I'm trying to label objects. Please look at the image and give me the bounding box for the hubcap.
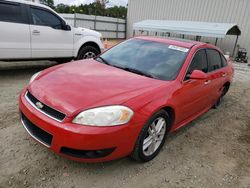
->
[83,51,96,59]
[143,117,166,156]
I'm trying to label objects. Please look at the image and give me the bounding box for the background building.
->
[127,0,250,55]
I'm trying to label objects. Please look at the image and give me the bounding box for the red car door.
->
[206,49,227,103]
[174,49,213,126]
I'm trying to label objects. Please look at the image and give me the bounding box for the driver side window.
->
[31,7,63,29]
[185,49,208,80]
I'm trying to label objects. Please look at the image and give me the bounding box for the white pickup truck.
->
[0,0,104,61]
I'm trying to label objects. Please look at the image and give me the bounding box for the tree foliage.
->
[55,2,127,19]
[96,0,109,8]
[40,0,54,8]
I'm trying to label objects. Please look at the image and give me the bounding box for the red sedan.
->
[19,37,233,162]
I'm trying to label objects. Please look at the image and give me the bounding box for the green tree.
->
[40,0,54,8]
[96,0,109,8]
[55,2,127,19]
[106,6,127,18]
[56,3,69,13]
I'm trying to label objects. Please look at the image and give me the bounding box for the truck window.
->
[31,7,63,29]
[0,2,24,24]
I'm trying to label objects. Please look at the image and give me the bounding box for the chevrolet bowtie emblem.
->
[35,102,44,109]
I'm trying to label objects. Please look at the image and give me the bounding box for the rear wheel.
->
[213,95,222,109]
[77,46,100,60]
[213,84,229,109]
[130,110,170,162]
[221,84,230,97]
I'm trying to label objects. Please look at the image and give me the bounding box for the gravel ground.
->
[0,62,249,188]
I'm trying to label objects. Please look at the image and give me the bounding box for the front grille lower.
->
[25,91,66,122]
[60,147,115,159]
[21,113,53,147]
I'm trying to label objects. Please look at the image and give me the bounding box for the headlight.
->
[29,71,41,84]
[73,105,134,126]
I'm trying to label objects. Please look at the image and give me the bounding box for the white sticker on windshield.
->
[168,45,189,53]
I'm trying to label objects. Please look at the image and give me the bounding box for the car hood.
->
[28,60,167,117]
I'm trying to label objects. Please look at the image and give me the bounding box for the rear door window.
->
[221,54,228,67]
[0,2,24,24]
[206,49,222,72]
[30,7,63,29]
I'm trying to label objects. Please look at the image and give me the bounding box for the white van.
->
[0,0,104,61]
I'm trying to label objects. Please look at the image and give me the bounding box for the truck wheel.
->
[77,46,100,60]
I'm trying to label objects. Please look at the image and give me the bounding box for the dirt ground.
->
[0,62,249,188]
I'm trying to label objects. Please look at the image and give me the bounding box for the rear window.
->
[0,2,24,24]
[100,39,189,81]
[221,54,228,67]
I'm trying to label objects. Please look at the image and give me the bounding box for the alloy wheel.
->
[83,51,96,59]
[143,117,166,156]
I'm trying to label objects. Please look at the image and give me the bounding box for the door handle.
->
[204,80,211,85]
[222,73,227,77]
[32,30,40,35]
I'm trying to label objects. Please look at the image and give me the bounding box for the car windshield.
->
[97,39,189,81]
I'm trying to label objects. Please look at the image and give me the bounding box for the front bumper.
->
[19,90,143,162]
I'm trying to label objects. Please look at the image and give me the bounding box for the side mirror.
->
[63,24,71,31]
[189,70,207,80]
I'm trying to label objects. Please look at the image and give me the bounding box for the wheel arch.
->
[138,97,176,132]
[74,35,103,58]
[77,41,101,57]
[223,81,230,89]
[222,81,231,96]
[161,106,175,130]
[146,105,175,131]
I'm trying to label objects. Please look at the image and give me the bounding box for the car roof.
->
[3,0,66,22]
[3,0,50,9]
[135,36,206,49]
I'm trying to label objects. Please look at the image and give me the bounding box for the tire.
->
[77,46,100,60]
[55,58,73,64]
[221,84,229,97]
[130,110,170,162]
[213,85,229,109]
[213,95,222,109]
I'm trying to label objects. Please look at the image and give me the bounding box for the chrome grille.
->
[25,91,66,122]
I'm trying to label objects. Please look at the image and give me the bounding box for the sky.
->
[54,0,128,7]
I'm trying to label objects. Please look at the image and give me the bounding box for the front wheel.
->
[130,110,170,162]
[77,46,100,60]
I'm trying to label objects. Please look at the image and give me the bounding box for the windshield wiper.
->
[122,67,156,79]
[95,56,110,65]
[96,57,155,79]
[96,57,125,70]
